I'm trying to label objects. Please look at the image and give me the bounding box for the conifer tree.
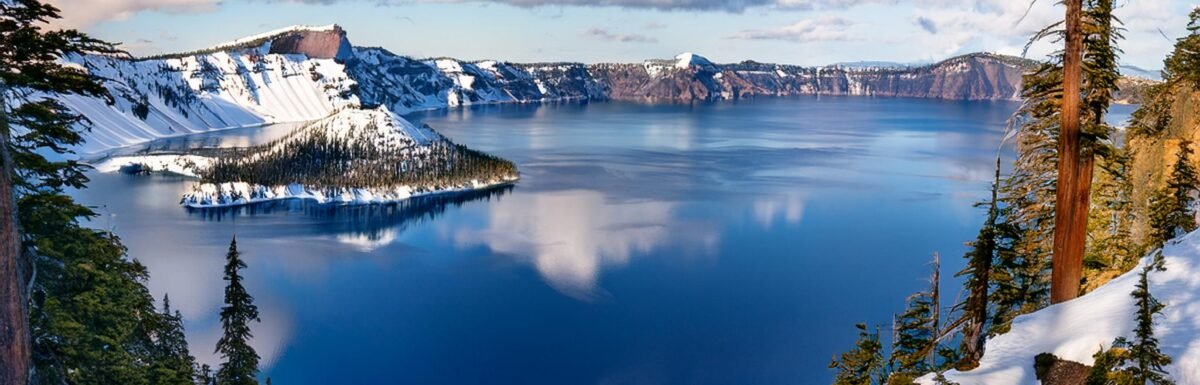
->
[0,1,120,381]
[1165,8,1200,86]
[959,155,1015,365]
[889,255,941,384]
[1148,141,1198,248]
[215,237,261,385]
[151,295,198,385]
[830,324,887,385]
[1088,253,1174,385]
[1125,254,1174,385]
[1087,147,1140,277]
[197,364,214,385]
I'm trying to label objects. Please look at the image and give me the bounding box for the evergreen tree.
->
[197,364,215,385]
[830,324,887,385]
[889,258,938,383]
[0,0,119,381]
[0,0,198,379]
[150,295,198,385]
[1164,8,1200,87]
[215,237,261,385]
[1125,254,1174,385]
[1148,141,1198,248]
[1088,253,1174,385]
[959,156,1018,365]
[1085,145,1142,290]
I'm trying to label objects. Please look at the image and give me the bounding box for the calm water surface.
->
[77,96,1028,385]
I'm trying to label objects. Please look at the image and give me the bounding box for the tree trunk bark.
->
[1052,0,1088,304]
[0,88,31,385]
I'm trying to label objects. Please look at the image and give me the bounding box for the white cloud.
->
[45,0,219,29]
[727,16,854,42]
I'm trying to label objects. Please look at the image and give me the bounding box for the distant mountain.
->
[1120,65,1162,81]
[831,60,912,70]
[60,25,1071,154]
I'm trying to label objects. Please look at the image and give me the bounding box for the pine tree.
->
[215,237,261,385]
[1084,144,1141,290]
[996,59,1062,331]
[1125,254,1174,385]
[1148,140,1198,248]
[830,323,887,385]
[0,1,119,381]
[197,364,215,385]
[1165,8,1200,87]
[150,295,198,385]
[889,254,943,384]
[959,155,1015,366]
[1088,253,1174,385]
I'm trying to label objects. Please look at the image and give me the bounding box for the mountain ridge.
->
[60,25,1119,154]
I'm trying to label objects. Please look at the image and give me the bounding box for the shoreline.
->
[180,178,519,209]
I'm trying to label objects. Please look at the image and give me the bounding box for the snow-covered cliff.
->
[63,25,1033,155]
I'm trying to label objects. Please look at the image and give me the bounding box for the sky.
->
[44,0,1196,70]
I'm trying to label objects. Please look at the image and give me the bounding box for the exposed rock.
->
[1033,353,1091,385]
[268,25,352,61]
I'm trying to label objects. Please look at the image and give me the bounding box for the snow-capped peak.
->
[312,106,440,146]
[674,52,714,69]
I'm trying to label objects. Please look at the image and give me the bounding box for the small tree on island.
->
[216,237,262,385]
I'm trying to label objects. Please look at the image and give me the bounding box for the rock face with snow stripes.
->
[62,25,1033,155]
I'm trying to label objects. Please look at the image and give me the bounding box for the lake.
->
[75,97,1127,385]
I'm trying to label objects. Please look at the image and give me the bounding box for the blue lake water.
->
[76,96,1054,384]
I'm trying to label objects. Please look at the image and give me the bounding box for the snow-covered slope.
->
[64,37,357,155]
[921,233,1200,385]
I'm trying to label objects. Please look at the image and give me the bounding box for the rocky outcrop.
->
[1033,353,1091,385]
[267,25,352,61]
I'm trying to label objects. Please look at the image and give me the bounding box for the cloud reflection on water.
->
[453,189,719,299]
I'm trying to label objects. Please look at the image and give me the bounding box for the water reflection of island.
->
[186,184,514,250]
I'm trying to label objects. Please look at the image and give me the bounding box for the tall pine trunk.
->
[0,87,31,385]
[1052,0,1089,304]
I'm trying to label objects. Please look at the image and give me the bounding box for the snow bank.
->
[179,178,517,208]
[920,232,1200,385]
[92,154,213,177]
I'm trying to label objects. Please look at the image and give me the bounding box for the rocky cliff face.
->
[584,52,1031,103]
[267,25,352,60]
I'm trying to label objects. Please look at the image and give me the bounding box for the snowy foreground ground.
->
[920,232,1200,384]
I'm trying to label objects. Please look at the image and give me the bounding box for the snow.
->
[91,154,212,177]
[675,52,714,70]
[63,49,358,156]
[178,178,517,208]
[920,232,1200,385]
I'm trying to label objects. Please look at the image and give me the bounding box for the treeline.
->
[197,115,518,192]
[829,1,1199,383]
